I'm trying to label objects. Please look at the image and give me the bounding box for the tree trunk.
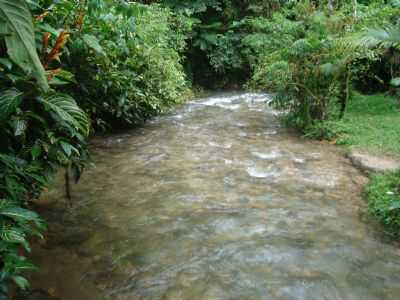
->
[65,167,72,206]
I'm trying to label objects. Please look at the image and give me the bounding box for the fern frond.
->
[353,25,400,49]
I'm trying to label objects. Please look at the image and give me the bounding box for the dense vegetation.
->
[0,0,399,297]
[0,0,190,296]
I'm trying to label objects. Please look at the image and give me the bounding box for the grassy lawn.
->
[334,93,400,157]
[333,93,400,234]
[364,170,400,234]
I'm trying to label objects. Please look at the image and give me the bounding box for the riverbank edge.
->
[345,149,400,175]
[334,145,400,235]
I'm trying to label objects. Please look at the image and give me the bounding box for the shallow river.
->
[27,93,400,300]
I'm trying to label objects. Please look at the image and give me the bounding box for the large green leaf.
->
[11,117,27,136]
[82,34,105,55]
[0,206,41,225]
[12,275,29,290]
[0,89,23,123]
[38,93,90,137]
[0,0,49,91]
[0,227,26,245]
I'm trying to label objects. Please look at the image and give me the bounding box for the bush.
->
[248,1,400,133]
[0,0,90,293]
[43,1,191,129]
[0,0,191,295]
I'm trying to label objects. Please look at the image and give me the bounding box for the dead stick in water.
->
[65,167,72,207]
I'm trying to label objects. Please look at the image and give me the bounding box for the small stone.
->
[47,288,58,297]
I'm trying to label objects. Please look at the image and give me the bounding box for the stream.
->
[26,92,400,300]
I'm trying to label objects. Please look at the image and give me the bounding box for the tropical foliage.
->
[0,0,90,294]
[1,0,400,297]
[249,1,400,133]
[0,0,190,296]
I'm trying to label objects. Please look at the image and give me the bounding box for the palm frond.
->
[354,25,400,49]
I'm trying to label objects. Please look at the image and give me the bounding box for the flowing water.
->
[26,93,400,300]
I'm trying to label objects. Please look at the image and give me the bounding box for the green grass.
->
[333,93,400,157]
[331,93,400,232]
[364,170,400,234]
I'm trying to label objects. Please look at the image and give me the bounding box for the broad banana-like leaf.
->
[0,0,49,91]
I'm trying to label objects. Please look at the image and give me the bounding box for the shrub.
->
[248,2,396,134]
[42,1,191,129]
[0,0,191,295]
[0,0,90,293]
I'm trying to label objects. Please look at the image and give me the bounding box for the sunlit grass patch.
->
[334,93,400,157]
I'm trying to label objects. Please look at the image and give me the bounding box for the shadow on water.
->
[19,92,400,300]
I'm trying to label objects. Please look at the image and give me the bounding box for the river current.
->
[26,93,400,300]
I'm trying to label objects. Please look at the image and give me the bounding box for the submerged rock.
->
[347,150,400,174]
